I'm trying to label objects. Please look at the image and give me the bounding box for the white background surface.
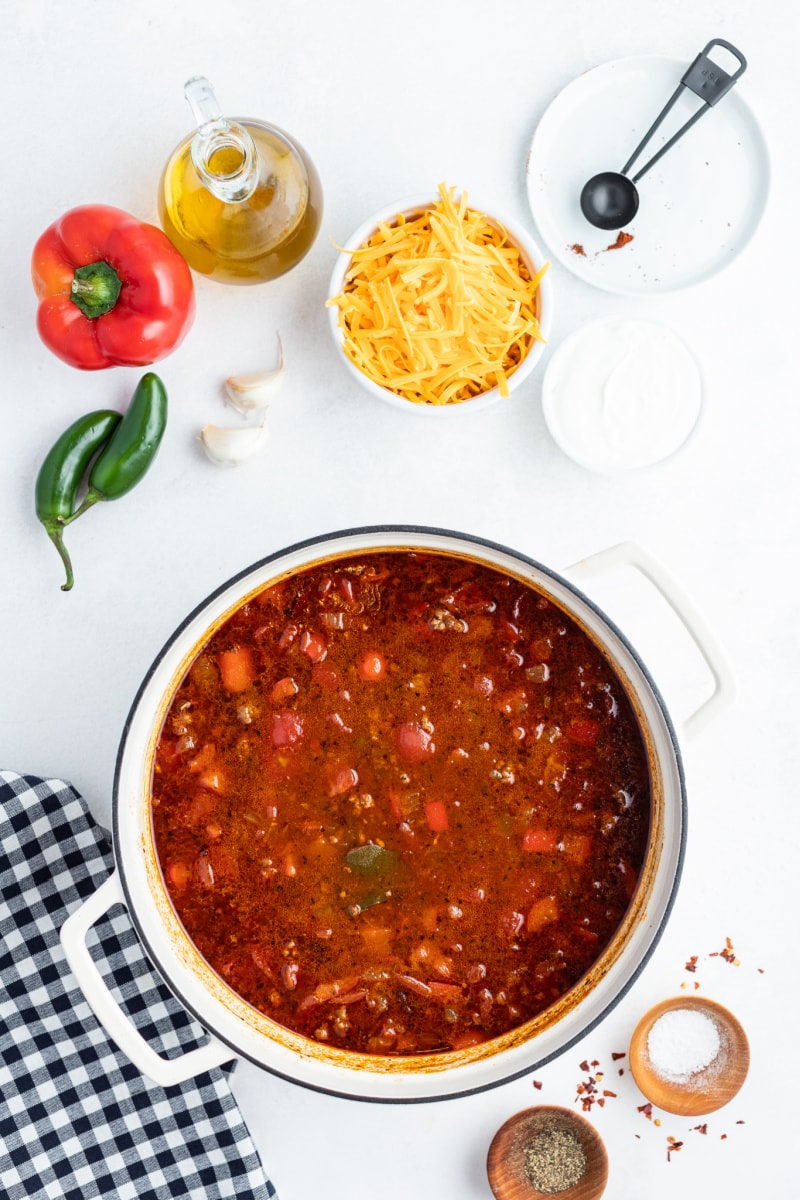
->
[1,2,796,1197]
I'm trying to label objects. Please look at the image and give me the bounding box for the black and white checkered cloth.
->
[0,770,278,1200]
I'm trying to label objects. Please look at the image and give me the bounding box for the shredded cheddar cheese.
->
[328,184,548,406]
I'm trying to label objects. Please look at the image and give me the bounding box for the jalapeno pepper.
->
[69,372,168,518]
[36,373,168,591]
[35,410,122,591]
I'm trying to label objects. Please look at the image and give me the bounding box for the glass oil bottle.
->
[159,76,323,284]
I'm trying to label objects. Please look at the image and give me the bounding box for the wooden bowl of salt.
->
[487,1105,608,1200]
[629,996,749,1116]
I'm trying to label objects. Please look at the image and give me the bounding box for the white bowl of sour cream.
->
[541,317,703,473]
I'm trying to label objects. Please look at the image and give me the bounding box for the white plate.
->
[525,55,770,294]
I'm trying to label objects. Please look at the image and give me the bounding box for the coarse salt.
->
[646,1008,722,1084]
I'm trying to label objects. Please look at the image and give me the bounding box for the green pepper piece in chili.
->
[35,410,123,591]
[68,372,168,519]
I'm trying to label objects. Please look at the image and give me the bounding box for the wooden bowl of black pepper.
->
[487,1105,609,1200]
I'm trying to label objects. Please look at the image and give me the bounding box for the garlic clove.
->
[200,417,270,467]
[225,332,284,414]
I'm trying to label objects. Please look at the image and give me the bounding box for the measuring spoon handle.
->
[683,38,747,107]
[623,38,747,183]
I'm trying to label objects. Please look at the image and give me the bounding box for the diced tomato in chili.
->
[500,911,525,938]
[218,646,256,693]
[300,630,327,663]
[396,721,435,763]
[157,736,183,771]
[312,661,339,690]
[272,710,305,746]
[167,861,189,891]
[278,622,299,649]
[270,676,299,702]
[388,786,420,821]
[198,766,226,793]
[184,791,216,826]
[281,962,299,990]
[327,711,352,733]
[357,651,386,680]
[563,833,593,865]
[522,828,558,853]
[526,895,560,934]
[359,926,394,957]
[329,766,358,796]
[188,743,216,774]
[196,853,214,888]
[336,575,356,606]
[425,799,449,832]
[566,718,600,746]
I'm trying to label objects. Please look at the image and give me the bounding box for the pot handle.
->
[60,872,236,1087]
[564,541,736,739]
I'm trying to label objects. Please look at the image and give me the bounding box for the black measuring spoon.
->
[579,39,747,230]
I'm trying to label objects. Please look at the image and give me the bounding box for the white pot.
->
[61,528,735,1099]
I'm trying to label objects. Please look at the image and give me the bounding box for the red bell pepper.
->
[32,205,195,370]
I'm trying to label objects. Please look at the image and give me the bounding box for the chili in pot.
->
[151,550,650,1057]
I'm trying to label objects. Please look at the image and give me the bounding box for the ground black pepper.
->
[523,1124,586,1194]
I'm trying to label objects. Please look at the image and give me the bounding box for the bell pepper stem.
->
[43,521,75,592]
[70,261,123,319]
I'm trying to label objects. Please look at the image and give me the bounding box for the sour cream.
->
[542,318,703,473]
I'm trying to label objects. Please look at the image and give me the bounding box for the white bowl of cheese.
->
[327,185,553,414]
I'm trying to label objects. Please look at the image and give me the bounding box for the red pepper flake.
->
[574,1058,619,1112]
[692,1124,708,1135]
[721,1134,728,1140]
[638,1103,654,1120]
[605,231,634,251]
[736,1120,745,1125]
[685,955,699,973]
[532,1080,543,1090]
[666,1137,684,1162]
[576,1076,599,1111]
[618,1068,625,1076]
[710,936,739,965]
[611,1051,626,1061]
[569,242,587,256]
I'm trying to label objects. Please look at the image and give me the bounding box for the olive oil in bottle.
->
[159,76,323,284]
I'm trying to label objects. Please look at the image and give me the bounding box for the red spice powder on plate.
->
[605,231,634,251]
